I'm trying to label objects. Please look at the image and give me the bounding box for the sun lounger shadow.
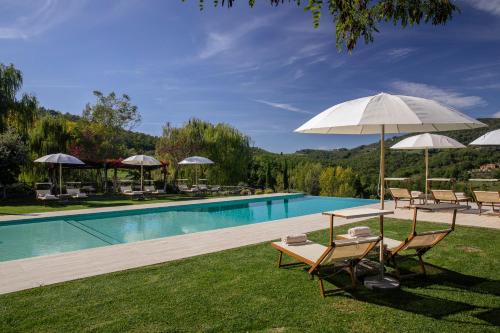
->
[343,282,476,319]
[474,308,500,326]
[399,261,500,297]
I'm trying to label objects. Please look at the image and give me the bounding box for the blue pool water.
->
[0,195,376,262]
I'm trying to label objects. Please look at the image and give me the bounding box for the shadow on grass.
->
[315,259,500,327]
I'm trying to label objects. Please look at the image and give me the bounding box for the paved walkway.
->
[0,196,498,295]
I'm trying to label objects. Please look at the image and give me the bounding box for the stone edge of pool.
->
[0,193,304,224]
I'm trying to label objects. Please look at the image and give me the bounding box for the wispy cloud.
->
[465,0,500,17]
[293,69,305,80]
[386,48,416,60]
[198,17,269,59]
[492,111,500,118]
[390,80,487,108]
[254,99,313,114]
[0,0,85,39]
[283,42,329,66]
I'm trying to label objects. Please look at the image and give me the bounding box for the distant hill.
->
[254,118,500,186]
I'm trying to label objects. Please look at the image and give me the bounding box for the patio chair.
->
[389,188,421,209]
[120,185,144,199]
[432,189,470,206]
[384,207,457,279]
[178,184,199,194]
[271,236,381,298]
[35,188,59,201]
[144,184,166,195]
[66,188,88,199]
[473,191,500,215]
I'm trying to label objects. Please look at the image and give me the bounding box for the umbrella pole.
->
[364,125,399,290]
[141,164,143,191]
[59,163,62,196]
[425,148,429,204]
[379,125,385,269]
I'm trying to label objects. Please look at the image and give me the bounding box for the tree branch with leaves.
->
[192,0,458,51]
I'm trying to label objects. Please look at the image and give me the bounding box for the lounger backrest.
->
[320,236,380,264]
[401,230,450,250]
[120,185,132,193]
[198,184,208,190]
[432,190,457,201]
[144,185,155,191]
[36,189,51,197]
[66,188,79,195]
[178,184,188,190]
[389,188,411,199]
[473,191,500,203]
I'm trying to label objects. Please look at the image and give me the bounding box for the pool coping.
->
[0,193,304,223]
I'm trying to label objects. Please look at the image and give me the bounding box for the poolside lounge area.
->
[1,194,498,295]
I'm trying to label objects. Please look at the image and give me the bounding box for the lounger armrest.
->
[416,229,451,236]
[334,236,381,247]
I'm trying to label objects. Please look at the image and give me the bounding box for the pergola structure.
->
[51,158,169,193]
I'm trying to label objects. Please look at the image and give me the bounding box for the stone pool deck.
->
[0,195,498,295]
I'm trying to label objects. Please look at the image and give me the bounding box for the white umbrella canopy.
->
[296,93,486,134]
[122,155,161,191]
[391,133,465,200]
[295,92,485,289]
[178,156,214,186]
[34,153,85,195]
[470,129,500,146]
[178,156,214,165]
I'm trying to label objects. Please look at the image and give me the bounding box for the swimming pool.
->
[0,195,376,262]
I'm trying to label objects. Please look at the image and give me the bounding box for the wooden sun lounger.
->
[384,203,460,279]
[66,188,88,199]
[271,236,380,297]
[389,188,421,208]
[431,189,470,206]
[473,191,500,215]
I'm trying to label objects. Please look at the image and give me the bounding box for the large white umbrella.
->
[391,133,465,201]
[34,153,85,195]
[470,129,500,146]
[122,155,161,191]
[295,92,486,289]
[179,156,214,186]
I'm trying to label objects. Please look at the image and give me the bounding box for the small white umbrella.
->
[34,153,85,195]
[296,92,485,289]
[179,156,214,186]
[122,155,161,191]
[470,129,500,146]
[391,133,465,201]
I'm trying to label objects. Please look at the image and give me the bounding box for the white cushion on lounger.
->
[383,237,402,251]
[272,241,327,263]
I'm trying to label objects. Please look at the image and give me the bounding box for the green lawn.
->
[0,194,214,215]
[0,218,499,332]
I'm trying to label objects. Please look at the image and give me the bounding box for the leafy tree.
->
[0,130,28,197]
[0,63,39,135]
[283,158,289,191]
[82,91,141,130]
[196,0,458,51]
[29,115,71,156]
[156,118,252,185]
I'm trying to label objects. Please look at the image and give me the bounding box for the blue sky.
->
[1,0,500,153]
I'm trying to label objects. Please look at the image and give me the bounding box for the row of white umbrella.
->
[34,154,214,194]
[295,92,495,289]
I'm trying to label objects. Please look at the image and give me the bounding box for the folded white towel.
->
[348,226,372,237]
[282,234,307,245]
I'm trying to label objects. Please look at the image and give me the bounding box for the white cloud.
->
[198,17,269,59]
[391,80,487,108]
[254,99,313,114]
[492,111,500,118]
[386,48,415,60]
[465,0,500,17]
[293,69,304,80]
[0,0,85,39]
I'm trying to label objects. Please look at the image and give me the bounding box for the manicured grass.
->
[0,194,214,215]
[0,218,499,332]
